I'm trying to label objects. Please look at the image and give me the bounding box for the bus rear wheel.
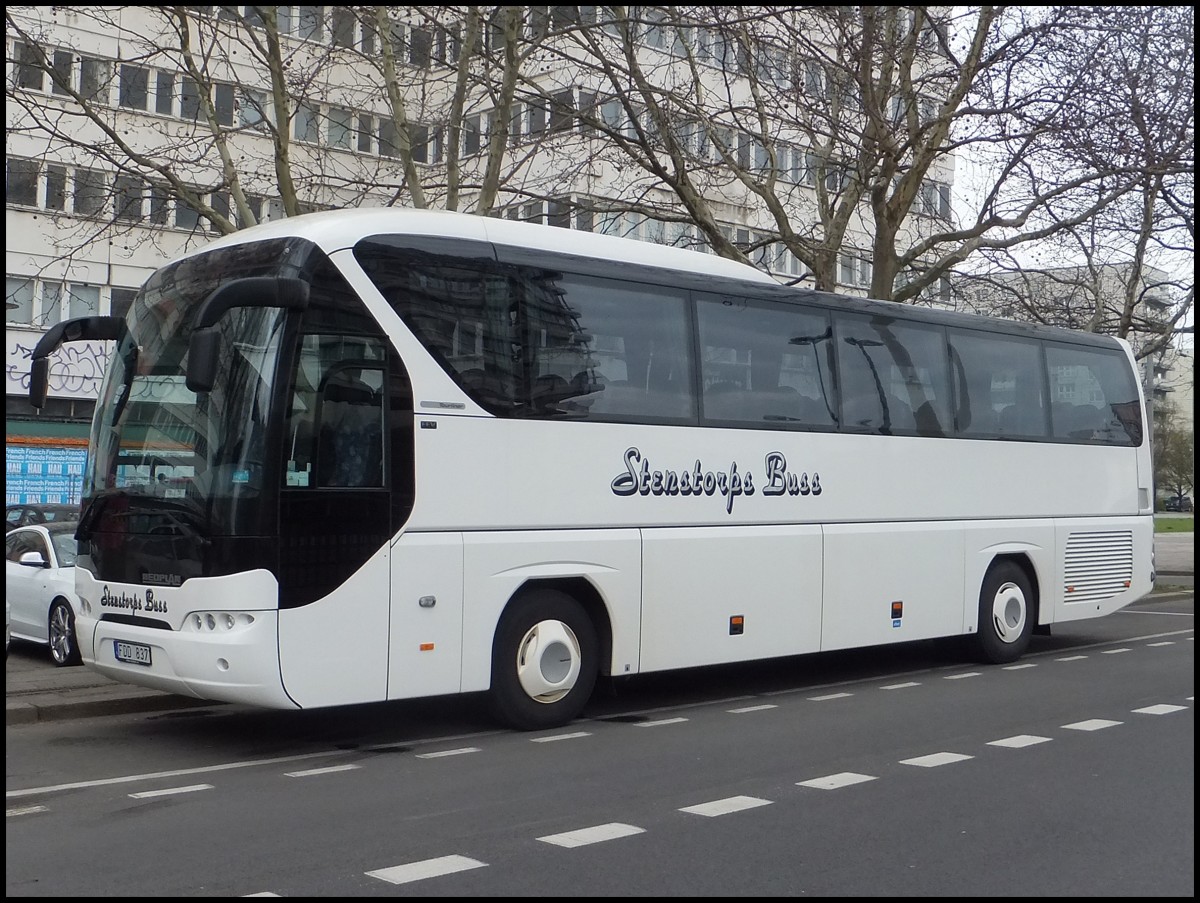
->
[972,561,1034,664]
[490,588,598,731]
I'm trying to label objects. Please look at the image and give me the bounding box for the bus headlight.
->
[186,612,256,633]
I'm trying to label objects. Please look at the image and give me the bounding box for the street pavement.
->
[6,531,1193,726]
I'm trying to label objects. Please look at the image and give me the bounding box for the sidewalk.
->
[7,533,1193,726]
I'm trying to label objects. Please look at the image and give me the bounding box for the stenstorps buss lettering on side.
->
[29,208,1154,730]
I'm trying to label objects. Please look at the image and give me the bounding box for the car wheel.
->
[971,561,1034,665]
[489,588,598,731]
[48,598,82,667]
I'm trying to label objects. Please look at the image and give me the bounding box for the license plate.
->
[114,640,152,666]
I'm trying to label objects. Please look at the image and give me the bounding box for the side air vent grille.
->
[1063,531,1134,602]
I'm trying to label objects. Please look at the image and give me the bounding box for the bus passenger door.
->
[276,334,394,707]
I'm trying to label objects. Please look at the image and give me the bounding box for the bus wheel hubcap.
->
[515,619,582,704]
[991,581,1027,644]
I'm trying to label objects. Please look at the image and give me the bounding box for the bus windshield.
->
[83,238,316,538]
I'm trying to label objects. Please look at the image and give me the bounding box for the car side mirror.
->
[18,551,48,568]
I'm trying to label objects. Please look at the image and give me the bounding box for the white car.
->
[4,522,83,666]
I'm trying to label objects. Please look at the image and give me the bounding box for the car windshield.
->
[50,530,77,567]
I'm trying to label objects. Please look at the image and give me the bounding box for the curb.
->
[6,691,220,726]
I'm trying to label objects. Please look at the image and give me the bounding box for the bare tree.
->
[6,5,1193,347]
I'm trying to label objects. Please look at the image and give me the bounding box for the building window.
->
[357,114,374,153]
[110,287,138,320]
[155,71,175,115]
[67,283,100,319]
[181,76,201,120]
[239,88,268,129]
[114,174,144,222]
[50,49,73,96]
[214,83,235,126]
[176,195,201,230]
[80,58,111,104]
[328,106,352,149]
[6,277,35,324]
[118,64,149,110]
[13,42,44,91]
[6,158,39,206]
[45,164,67,210]
[409,27,432,67]
[73,168,107,217]
[331,7,355,48]
[379,118,399,158]
[298,6,324,41]
[294,104,319,143]
[148,183,170,225]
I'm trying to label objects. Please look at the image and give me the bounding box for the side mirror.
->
[18,551,48,568]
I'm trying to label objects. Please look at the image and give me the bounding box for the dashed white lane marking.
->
[988,734,1052,748]
[1062,719,1122,731]
[129,784,214,799]
[808,692,853,701]
[1132,704,1187,715]
[241,893,281,897]
[285,764,361,777]
[797,772,877,790]
[680,796,773,817]
[366,855,487,885]
[1003,663,1037,670]
[1056,655,1088,662]
[881,681,920,690]
[416,747,481,759]
[7,805,48,817]
[1146,641,1176,647]
[727,704,778,714]
[900,752,973,767]
[537,823,645,848]
[531,732,591,743]
[1101,648,1131,655]
[637,717,689,727]
[944,672,981,680]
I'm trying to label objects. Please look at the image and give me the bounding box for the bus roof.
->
[185,207,777,286]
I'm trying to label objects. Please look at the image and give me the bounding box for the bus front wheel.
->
[490,589,599,731]
[972,561,1034,664]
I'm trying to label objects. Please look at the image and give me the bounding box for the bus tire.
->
[489,588,599,731]
[48,598,82,667]
[973,561,1034,664]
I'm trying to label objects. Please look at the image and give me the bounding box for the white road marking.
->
[727,704,778,714]
[285,764,361,777]
[366,855,486,885]
[808,692,853,701]
[416,747,481,759]
[680,796,773,817]
[1146,641,1176,647]
[636,717,689,727]
[1062,719,1122,731]
[129,783,213,799]
[944,672,981,680]
[1056,655,1088,661]
[881,681,921,690]
[1132,704,1187,715]
[988,735,1051,749]
[537,823,644,848]
[797,772,878,790]
[1002,663,1037,670]
[900,752,973,767]
[1101,648,1131,655]
[531,731,591,743]
[7,805,48,817]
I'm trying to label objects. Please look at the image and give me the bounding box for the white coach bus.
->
[29,208,1154,730]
